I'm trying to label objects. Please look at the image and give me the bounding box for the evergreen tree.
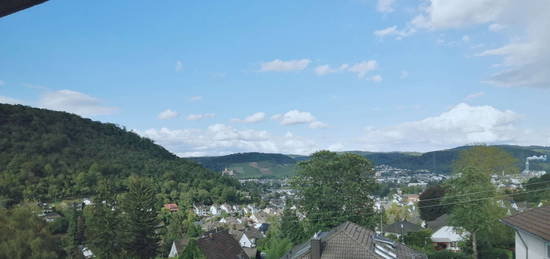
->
[121,177,160,259]
[66,205,85,258]
[85,181,124,258]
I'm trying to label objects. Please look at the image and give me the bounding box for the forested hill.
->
[190,152,297,179]
[0,104,241,207]
[191,146,550,178]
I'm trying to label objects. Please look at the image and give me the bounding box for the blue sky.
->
[1,0,549,156]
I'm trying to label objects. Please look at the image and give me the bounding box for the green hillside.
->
[191,146,550,178]
[0,104,241,207]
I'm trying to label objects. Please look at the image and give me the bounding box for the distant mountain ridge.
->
[190,145,550,178]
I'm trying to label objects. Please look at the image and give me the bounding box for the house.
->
[197,231,249,259]
[384,220,422,238]
[193,204,209,217]
[168,238,189,258]
[220,204,232,214]
[210,205,220,216]
[431,226,467,252]
[501,205,550,259]
[169,231,248,259]
[404,194,420,203]
[426,214,449,232]
[282,221,427,259]
[222,168,235,176]
[164,203,179,212]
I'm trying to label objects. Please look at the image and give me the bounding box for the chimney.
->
[311,233,321,259]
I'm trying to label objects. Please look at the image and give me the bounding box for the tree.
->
[121,177,160,259]
[280,205,306,244]
[418,185,448,221]
[385,203,412,224]
[66,205,85,258]
[85,181,124,258]
[0,204,64,259]
[403,229,433,252]
[258,221,293,259]
[445,167,500,259]
[291,151,377,231]
[179,239,206,259]
[452,146,518,175]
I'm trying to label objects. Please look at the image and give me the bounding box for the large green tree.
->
[445,167,501,259]
[418,185,448,221]
[291,151,378,231]
[121,177,160,259]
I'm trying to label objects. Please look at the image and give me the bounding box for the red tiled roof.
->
[501,205,550,241]
[164,203,179,211]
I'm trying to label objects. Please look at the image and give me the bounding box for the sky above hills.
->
[1,0,549,156]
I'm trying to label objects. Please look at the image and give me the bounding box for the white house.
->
[220,204,231,214]
[193,204,208,217]
[239,233,254,248]
[168,239,189,258]
[431,226,468,252]
[210,205,219,216]
[502,206,550,259]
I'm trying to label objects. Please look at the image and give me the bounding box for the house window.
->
[547,243,550,258]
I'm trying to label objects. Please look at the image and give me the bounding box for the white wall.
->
[240,234,253,248]
[515,230,548,259]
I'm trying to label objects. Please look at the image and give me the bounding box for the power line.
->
[417,178,550,203]
[273,186,550,223]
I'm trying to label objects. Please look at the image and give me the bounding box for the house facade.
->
[501,206,550,259]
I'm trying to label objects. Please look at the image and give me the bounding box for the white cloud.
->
[186,113,215,121]
[260,59,311,72]
[175,60,184,72]
[462,35,470,42]
[464,91,485,100]
[39,90,117,116]
[348,60,378,78]
[0,96,21,105]
[488,23,506,32]
[189,96,202,101]
[272,110,316,125]
[272,110,328,129]
[369,75,383,82]
[137,124,320,156]
[314,65,336,76]
[232,112,266,123]
[361,103,536,151]
[314,61,379,79]
[309,121,329,129]
[158,109,179,120]
[386,0,550,88]
[374,26,415,39]
[377,0,395,13]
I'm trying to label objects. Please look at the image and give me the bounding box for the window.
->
[547,243,550,258]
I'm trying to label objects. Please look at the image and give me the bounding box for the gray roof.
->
[426,214,449,232]
[282,221,427,259]
[384,220,422,235]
